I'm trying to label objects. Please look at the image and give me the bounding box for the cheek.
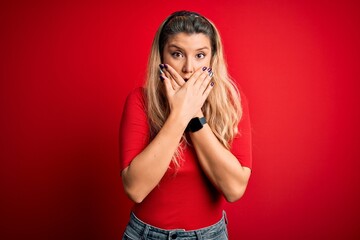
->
[162,54,174,66]
[206,56,212,67]
[163,57,182,72]
[195,58,211,70]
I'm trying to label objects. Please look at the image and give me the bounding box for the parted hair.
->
[145,11,242,167]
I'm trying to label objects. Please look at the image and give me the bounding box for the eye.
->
[171,51,183,58]
[196,53,206,59]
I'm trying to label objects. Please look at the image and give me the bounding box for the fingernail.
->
[159,64,165,69]
[210,81,215,86]
[164,64,168,68]
[160,76,165,82]
[159,68,164,74]
[202,66,207,71]
[209,71,214,78]
[207,68,212,72]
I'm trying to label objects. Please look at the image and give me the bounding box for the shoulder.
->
[125,87,146,108]
[126,87,145,100]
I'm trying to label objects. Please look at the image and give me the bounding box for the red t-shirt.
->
[119,87,252,230]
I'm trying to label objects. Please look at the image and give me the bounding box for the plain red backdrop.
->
[1,0,359,239]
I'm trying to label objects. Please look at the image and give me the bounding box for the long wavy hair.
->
[145,11,242,167]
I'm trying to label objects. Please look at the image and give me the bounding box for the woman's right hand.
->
[160,64,214,125]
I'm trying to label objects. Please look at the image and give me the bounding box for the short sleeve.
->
[119,87,150,172]
[231,92,253,169]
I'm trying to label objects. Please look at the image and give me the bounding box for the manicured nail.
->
[209,71,214,78]
[210,81,215,86]
[160,76,165,82]
[164,64,168,68]
[159,68,164,74]
[202,66,207,71]
[159,64,165,69]
[207,68,212,72]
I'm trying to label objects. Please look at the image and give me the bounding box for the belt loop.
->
[195,231,202,240]
[141,224,150,239]
[195,231,203,240]
[223,210,228,225]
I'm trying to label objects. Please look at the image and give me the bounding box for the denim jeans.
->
[122,212,228,240]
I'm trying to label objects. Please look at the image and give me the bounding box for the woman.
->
[120,10,252,239]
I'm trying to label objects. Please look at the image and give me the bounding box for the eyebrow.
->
[167,44,210,51]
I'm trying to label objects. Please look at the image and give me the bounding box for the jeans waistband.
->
[126,211,228,240]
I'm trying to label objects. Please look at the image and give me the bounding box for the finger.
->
[162,75,175,99]
[202,81,215,101]
[165,71,181,90]
[164,64,186,86]
[164,70,174,88]
[199,72,213,94]
[160,65,180,90]
[187,66,208,86]
[194,67,212,89]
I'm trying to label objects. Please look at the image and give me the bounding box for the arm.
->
[122,112,187,203]
[190,94,252,202]
[121,67,214,203]
[189,125,251,202]
[162,65,252,202]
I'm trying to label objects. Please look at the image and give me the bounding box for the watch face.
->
[186,117,206,132]
[190,118,203,132]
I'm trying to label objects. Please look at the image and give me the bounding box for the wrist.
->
[194,110,204,118]
[167,112,189,131]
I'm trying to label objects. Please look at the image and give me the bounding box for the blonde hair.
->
[145,11,242,167]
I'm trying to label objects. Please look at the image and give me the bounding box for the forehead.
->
[166,33,211,50]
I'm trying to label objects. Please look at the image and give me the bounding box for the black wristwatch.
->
[186,117,207,132]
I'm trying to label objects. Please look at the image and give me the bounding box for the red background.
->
[1,0,359,239]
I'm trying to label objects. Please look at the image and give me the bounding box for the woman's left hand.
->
[160,64,212,118]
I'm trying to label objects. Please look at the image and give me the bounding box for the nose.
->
[182,58,194,74]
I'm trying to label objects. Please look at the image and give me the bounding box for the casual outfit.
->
[120,87,252,238]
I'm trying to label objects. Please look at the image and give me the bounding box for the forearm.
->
[190,125,251,202]
[122,113,187,203]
